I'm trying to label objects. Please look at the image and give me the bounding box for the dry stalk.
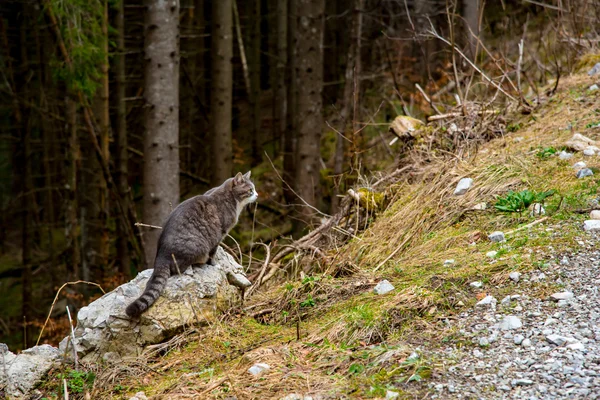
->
[36,280,105,346]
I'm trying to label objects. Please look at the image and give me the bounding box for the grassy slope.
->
[42,66,600,399]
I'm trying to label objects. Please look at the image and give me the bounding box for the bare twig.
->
[37,281,105,346]
[415,84,442,115]
[505,216,548,235]
[244,243,271,298]
[63,378,69,400]
[134,222,163,230]
[66,306,78,371]
[172,254,182,275]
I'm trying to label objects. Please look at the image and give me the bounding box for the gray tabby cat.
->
[125,171,257,317]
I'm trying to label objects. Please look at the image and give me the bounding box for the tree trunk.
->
[282,0,296,205]
[115,0,130,277]
[65,94,80,280]
[210,0,233,186]
[463,0,479,59]
[250,0,261,165]
[295,0,324,222]
[332,0,362,213]
[143,0,181,266]
[87,0,110,281]
[274,0,287,157]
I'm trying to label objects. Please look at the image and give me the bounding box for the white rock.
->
[590,210,600,220]
[512,379,534,386]
[479,337,490,347]
[584,147,596,156]
[560,256,570,265]
[521,338,532,347]
[470,281,483,289]
[248,363,271,376]
[373,280,395,295]
[546,334,576,346]
[500,316,522,330]
[488,231,506,243]
[443,259,455,266]
[0,345,60,397]
[501,296,511,305]
[588,62,600,76]
[472,202,487,210]
[454,178,473,195]
[590,84,599,91]
[566,133,598,152]
[509,272,521,282]
[558,150,574,160]
[385,390,400,399]
[572,161,587,169]
[129,392,148,400]
[583,220,600,231]
[486,251,498,258]
[58,246,247,363]
[566,342,585,351]
[550,291,573,301]
[514,334,525,345]
[577,168,594,179]
[476,295,497,307]
[530,203,545,216]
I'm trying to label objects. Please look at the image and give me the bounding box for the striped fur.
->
[125,261,172,317]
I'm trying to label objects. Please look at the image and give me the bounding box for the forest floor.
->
[40,58,600,399]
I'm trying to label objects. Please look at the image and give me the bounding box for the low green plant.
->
[535,147,558,159]
[58,369,95,394]
[494,189,556,213]
[300,294,316,307]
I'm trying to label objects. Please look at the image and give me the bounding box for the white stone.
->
[590,84,599,91]
[454,178,473,195]
[589,62,600,76]
[514,334,525,345]
[385,390,400,399]
[583,220,600,231]
[248,363,271,376]
[488,231,506,243]
[486,251,498,258]
[577,168,594,179]
[500,316,522,330]
[509,272,521,282]
[129,392,148,400]
[530,203,545,216]
[476,295,497,307]
[584,147,596,156]
[58,246,247,363]
[550,291,574,301]
[470,281,483,289]
[512,379,534,386]
[472,202,487,210]
[0,345,60,397]
[443,259,455,266]
[560,256,570,265]
[590,210,600,220]
[558,150,574,160]
[546,334,577,346]
[573,161,587,169]
[566,342,585,351]
[521,338,532,347]
[373,280,395,295]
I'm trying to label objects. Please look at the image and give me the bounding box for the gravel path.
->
[428,230,600,399]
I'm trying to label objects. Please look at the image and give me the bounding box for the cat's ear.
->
[243,171,251,179]
[233,172,244,184]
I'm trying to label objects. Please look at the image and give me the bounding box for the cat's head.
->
[231,171,258,207]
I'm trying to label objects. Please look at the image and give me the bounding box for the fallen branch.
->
[506,216,549,235]
[427,110,497,121]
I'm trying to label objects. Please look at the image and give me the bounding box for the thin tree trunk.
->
[250,0,261,165]
[210,0,233,185]
[295,0,324,222]
[464,0,479,59]
[115,0,130,277]
[87,0,110,280]
[282,0,296,205]
[143,0,181,266]
[274,0,287,157]
[66,94,80,280]
[332,0,362,213]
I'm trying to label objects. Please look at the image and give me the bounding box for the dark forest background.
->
[0,0,597,350]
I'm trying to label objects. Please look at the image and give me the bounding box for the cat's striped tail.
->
[125,264,171,317]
